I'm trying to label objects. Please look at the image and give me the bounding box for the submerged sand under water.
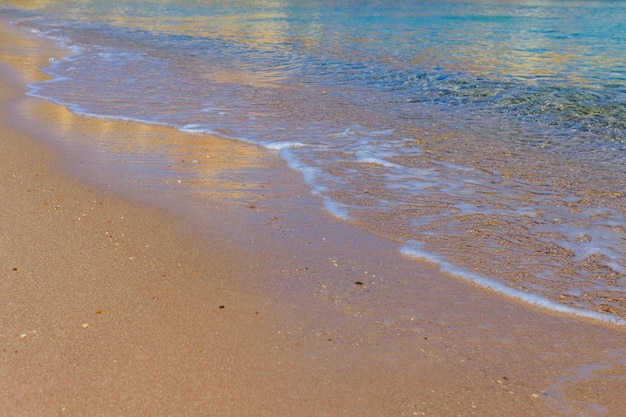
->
[1,18,626,417]
[14,0,626,322]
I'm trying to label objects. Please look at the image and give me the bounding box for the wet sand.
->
[1,19,626,417]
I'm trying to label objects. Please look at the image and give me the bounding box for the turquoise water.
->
[2,0,626,324]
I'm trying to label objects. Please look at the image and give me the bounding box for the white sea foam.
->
[180,124,218,135]
[263,141,309,151]
[400,240,626,326]
[322,197,353,221]
[534,210,626,278]
[15,4,626,326]
[354,149,401,168]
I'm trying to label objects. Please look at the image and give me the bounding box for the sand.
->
[1,19,626,417]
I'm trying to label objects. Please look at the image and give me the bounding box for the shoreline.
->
[15,20,626,329]
[2,18,626,416]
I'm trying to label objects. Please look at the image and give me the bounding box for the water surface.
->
[2,0,625,324]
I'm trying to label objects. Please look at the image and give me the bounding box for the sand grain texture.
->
[1,19,626,417]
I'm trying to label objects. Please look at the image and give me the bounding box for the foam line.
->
[400,240,626,327]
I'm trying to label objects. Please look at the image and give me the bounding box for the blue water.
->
[2,0,626,324]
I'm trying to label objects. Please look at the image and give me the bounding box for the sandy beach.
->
[1,19,626,417]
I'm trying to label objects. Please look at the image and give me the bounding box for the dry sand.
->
[1,19,626,417]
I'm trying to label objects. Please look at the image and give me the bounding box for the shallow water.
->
[2,0,625,323]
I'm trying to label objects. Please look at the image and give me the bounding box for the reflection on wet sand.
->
[21,95,283,209]
[2,26,279,211]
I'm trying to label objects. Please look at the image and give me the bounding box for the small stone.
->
[82,323,89,329]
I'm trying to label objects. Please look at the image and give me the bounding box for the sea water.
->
[2,0,625,324]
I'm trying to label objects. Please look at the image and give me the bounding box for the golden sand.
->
[1,19,625,416]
